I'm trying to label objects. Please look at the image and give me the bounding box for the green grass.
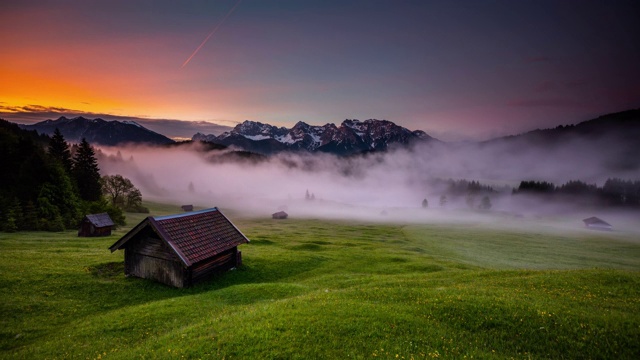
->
[1,205,640,359]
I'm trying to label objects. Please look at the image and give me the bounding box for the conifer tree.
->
[439,195,447,207]
[72,138,102,201]
[479,196,492,210]
[38,163,81,229]
[2,198,21,232]
[48,128,73,174]
[22,200,39,230]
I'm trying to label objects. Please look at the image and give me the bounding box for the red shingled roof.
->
[109,208,249,266]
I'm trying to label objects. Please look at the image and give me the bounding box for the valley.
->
[1,202,639,358]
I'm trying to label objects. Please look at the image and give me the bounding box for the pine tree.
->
[37,163,81,229]
[439,195,447,207]
[72,138,102,202]
[479,196,492,210]
[2,198,21,232]
[9,197,24,230]
[465,194,476,209]
[23,200,39,230]
[37,184,64,230]
[48,128,73,174]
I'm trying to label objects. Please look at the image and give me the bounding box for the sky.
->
[1,0,639,141]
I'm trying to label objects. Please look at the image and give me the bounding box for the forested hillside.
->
[0,119,124,231]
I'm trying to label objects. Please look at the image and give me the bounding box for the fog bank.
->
[97,139,639,232]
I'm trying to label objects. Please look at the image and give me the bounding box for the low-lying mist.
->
[98,138,640,233]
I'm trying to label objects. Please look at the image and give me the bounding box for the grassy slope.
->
[1,205,639,359]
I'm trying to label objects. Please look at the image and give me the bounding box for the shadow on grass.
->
[79,252,327,309]
[199,255,326,291]
[289,243,325,251]
[249,239,275,246]
[86,262,123,279]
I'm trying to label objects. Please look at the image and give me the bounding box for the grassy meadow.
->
[1,203,640,359]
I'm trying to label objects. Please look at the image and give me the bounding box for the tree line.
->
[427,177,640,211]
[513,178,640,208]
[0,119,146,232]
[423,179,498,210]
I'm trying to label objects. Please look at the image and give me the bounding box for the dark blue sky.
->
[1,0,639,140]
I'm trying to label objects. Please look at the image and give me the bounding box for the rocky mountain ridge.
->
[193,118,435,155]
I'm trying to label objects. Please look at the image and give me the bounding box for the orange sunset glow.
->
[1,0,639,140]
[2,2,640,358]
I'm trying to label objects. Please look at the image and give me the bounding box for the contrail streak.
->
[181,0,242,68]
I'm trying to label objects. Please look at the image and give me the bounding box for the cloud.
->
[95,131,640,227]
[133,119,232,139]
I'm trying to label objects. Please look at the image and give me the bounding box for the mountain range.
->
[13,110,640,163]
[20,116,174,146]
[485,109,640,146]
[480,109,640,171]
[193,119,436,155]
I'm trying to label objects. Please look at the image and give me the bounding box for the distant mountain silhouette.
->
[21,116,174,146]
[15,109,640,170]
[487,109,640,146]
[483,109,639,169]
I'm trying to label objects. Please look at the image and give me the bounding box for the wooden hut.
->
[78,213,115,237]
[582,216,612,231]
[181,204,194,212]
[272,211,288,219]
[109,207,249,288]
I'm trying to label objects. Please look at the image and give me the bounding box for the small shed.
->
[582,216,612,231]
[181,204,194,212]
[78,213,115,237]
[109,207,249,288]
[272,211,288,219]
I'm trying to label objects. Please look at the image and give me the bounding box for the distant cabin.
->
[109,208,249,288]
[272,211,288,219]
[78,213,115,237]
[582,216,613,231]
[181,205,194,212]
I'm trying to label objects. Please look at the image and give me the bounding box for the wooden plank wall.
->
[123,236,240,287]
[126,252,184,288]
[125,236,185,287]
[78,224,111,237]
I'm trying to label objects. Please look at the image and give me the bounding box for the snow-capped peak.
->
[192,118,434,155]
